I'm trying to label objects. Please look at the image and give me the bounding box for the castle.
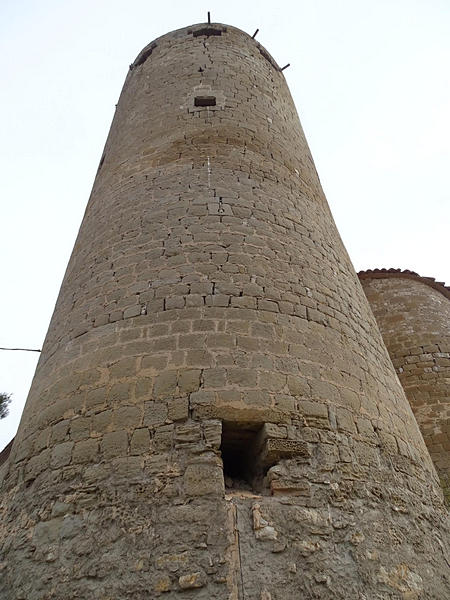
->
[0,23,448,599]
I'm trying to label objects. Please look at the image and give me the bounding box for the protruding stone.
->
[178,571,207,589]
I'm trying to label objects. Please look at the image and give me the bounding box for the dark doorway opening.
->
[221,421,263,491]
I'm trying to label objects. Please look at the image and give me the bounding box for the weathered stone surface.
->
[130,428,151,455]
[50,441,73,468]
[184,462,224,496]
[360,271,450,502]
[0,22,448,600]
[178,571,207,589]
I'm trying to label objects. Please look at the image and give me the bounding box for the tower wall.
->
[1,24,448,599]
[360,270,450,502]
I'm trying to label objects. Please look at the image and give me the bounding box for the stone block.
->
[178,333,206,349]
[109,382,132,404]
[33,518,62,545]
[130,428,151,454]
[356,417,376,439]
[258,299,279,312]
[154,371,177,398]
[205,294,230,307]
[190,282,213,295]
[144,401,168,427]
[298,400,330,428]
[34,428,50,452]
[109,310,123,322]
[260,438,310,467]
[141,354,168,373]
[270,479,311,497]
[86,386,107,407]
[166,296,185,310]
[206,333,235,348]
[59,515,83,540]
[310,379,340,402]
[279,301,294,314]
[237,335,260,351]
[178,369,201,394]
[154,576,171,593]
[70,417,91,441]
[244,390,272,406]
[179,571,207,589]
[123,305,142,319]
[25,448,51,480]
[51,441,74,468]
[260,423,287,440]
[336,407,356,433]
[135,377,153,399]
[92,409,113,435]
[203,368,227,388]
[186,294,205,307]
[203,420,222,449]
[113,405,142,429]
[101,430,128,459]
[84,462,111,484]
[167,397,189,421]
[111,456,143,481]
[378,431,399,454]
[171,319,191,333]
[72,439,98,464]
[340,387,361,411]
[51,420,70,444]
[184,463,224,496]
[175,423,201,444]
[275,394,296,412]
[185,349,214,367]
[259,371,285,391]
[189,390,215,407]
[153,424,174,450]
[231,296,257,309]
[287,375,309,396]
[228,368,257,387]
[94,314,109,327]
[153,336,177,352]
[307,307,328,326]
[110,357,137,379]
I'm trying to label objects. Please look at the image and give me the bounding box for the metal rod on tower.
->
[0,347,41,352]
[252,29,259,39]
[281,63,291,71]
[208,12,211,24]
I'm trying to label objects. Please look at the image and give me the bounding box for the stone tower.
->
[359,268,450,503]
[0,23,448,600]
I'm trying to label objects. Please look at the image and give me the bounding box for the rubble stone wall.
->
[1,24,448,599]
[360,272,450,503]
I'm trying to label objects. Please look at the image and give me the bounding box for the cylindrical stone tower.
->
[359,268,450,503]
[1,24,448,599]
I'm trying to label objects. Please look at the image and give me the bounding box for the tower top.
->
[130,22,283,74]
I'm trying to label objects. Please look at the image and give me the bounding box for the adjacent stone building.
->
[0,23,448,599]
[359,268,450,504]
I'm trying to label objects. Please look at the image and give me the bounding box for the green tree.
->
[0,392,11,419]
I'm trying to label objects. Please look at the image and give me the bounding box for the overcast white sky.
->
[1,0,449,448]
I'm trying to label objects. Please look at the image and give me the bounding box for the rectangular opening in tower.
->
[193,28,223,37]
[194,96,216,107]
[133,43,157,68]
[221,422,262,491]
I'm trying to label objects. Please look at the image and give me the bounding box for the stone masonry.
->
[359,269,450,504]
[0,23,449,600]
